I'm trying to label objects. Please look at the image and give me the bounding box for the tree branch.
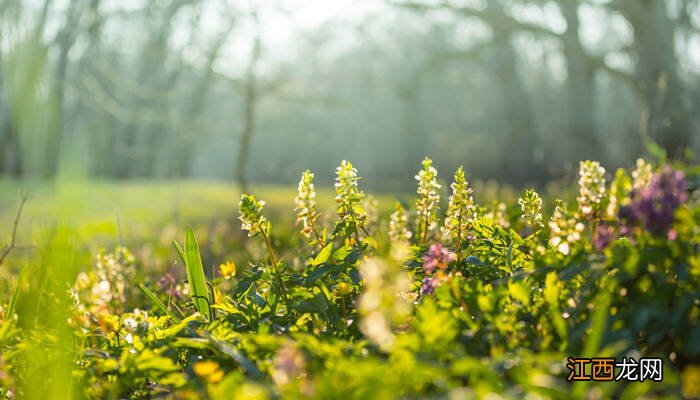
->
[0,190,29,265]
[392,0,638,89]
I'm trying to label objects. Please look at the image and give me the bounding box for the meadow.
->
[0,157,699,399]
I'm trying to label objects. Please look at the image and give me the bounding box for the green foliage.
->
[1,158,698,399]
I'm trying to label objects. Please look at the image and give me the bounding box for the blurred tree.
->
[235,14,261,193]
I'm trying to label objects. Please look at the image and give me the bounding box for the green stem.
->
[312,224,324,249]
[260,229,289,308]
[456,224,462,263]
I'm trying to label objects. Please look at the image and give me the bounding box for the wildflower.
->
[219,261,236,279]
[606,168,632,219]
[238,194,270,238]
[91,280,112,304]
[156,273,183,299]
[335,282,353,296]
[631,158,653,190]
[443,166,475,249]
[75,272,91,291]
[239,193,284,299]
[388,202,412,243]
[358,258,411,352]
[485,201,509,228]
[577,160,606,218]
[334,160,367,241]
[193,360,224,383]
[420,277,438,296]
[415,158,441,243]
[77,247,135,310]
[364,195,379,228]
[619,165,688,237]
[422,243,456,274]
[294,170,321,243]
[272,343,306,386]
[549,200,584,256]
[518,188,543,231]
[592,223,615,251]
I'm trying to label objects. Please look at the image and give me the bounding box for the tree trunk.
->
[490,35,538,182]
[47,0,81,178]
[561,1,600,159]
[235,31,261,192]
[172,22,233,179]
[482,1,539,183]
[621,0,691,157]
[397,83,424,174]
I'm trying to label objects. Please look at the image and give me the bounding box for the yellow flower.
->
[335,282,352,296]
[193,360,224,383]
[219,261,237,279]
[683,365,700,399]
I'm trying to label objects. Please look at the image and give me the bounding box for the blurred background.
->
[1,0,699,191]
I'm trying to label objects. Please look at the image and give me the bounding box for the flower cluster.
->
[238,194,270,238]
[388,202,412,243]
[294,170,320,242]
[417,243,456,296]
[193,360,224,384]
[606,168,632,219]
[593,223,615,251]
[420,277,439,296]
[577,160,606,218]
[485,201,509,228]
[518,188,543,231]
[219,261,236,280]
[632,158,653,190]
[548,200,584,255]
[156,272,185,299]
[334,160,367,240]
[120,308,152,344]
[619,165,688,237]
[358,258,411,352]
[364,195,379,228]
[73,247,135,314]
[415,158,441,243]
[422,243,455,274]
[443,166,475,245]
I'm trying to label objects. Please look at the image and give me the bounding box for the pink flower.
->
[422,243,456,274]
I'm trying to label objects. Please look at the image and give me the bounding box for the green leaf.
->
[139,283,181,323]
[505,244,514,270]
[172,239,186,264]
[312,242,333,266]
[183,227,211,321]
[544,272,567,343]
[332,245,351,261]
[362,236,377,250]
[508,281,530,306]
[305,263,336,285]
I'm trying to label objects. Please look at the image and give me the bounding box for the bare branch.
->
[392,0,638,89]
[0,190,30,265]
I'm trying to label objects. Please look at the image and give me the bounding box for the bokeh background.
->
[1,0,699,192]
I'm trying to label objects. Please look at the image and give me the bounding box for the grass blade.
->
[172,239,186,264]
[138,283,181,323]
[183,227,212,321]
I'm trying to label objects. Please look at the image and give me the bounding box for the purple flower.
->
[619,165,688,237]
[420,277,438,296]
[593,223,615,251]
[422,243,456,274]
[157,273,182,299]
